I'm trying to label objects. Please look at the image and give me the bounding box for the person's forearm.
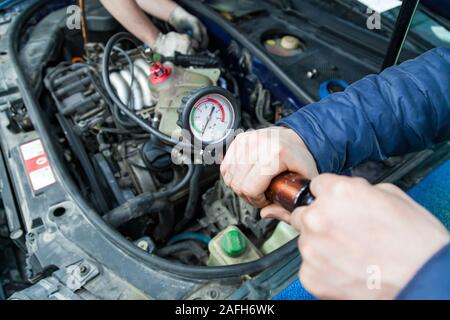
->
[135,0,177,22]
[278,47,450,173]
[100,0,161,44]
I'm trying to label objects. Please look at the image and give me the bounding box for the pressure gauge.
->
[178,87,240,148]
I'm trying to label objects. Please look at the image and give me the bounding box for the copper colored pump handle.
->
[265,172,315,212]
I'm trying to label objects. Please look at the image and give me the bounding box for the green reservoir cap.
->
[153,53,162,62]
[221,230,247,257]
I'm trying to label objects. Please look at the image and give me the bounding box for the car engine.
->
[42,26,288,266]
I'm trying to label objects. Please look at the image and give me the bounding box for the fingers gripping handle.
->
[265,172,315,212]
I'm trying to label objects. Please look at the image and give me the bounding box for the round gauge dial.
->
[190,94,235,144]
[179,87,240,148]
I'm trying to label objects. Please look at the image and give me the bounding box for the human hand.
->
[220,127,319,220]
[153,31,192,57]
[168,6,209,49]
[291,174,450,299]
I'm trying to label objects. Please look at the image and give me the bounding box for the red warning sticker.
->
[20,140,56,192]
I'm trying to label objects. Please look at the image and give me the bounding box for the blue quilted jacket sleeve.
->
[278,47,450,174]
[278,47,450,300]
[397,243,450,300]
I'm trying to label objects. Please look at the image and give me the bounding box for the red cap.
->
[149,62,172,85]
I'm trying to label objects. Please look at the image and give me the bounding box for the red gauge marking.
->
[194,98,226,122]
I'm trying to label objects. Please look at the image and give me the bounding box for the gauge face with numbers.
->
[189,94,235,145]
[180,87,240,148]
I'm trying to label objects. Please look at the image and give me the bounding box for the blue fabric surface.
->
[408,160,450,230]
[273,279,315,301]
[397,243,450,300]
[278,47,450,174]
[274,158,450,300]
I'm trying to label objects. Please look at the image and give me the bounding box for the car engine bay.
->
[41,27,288,266]
[1,0,448,300]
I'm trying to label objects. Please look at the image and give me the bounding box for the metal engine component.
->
[44,49,221,205]
[201,180,276,240]
[109,58,157,111]
[115,142,159,195]
[42,35,281,268]
[110,58,221,137]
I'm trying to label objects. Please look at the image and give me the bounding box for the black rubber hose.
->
[153,163,195,199]
[174,165,203,233]
[104,199,165,228]
[103,163,195,227]
[56,114,110,213]
[156,240,207,262]
[165,53,222,68]
[101,32,190,148]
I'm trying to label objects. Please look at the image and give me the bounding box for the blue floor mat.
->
[274,159,450,300]
[273,279,316,300]
[407,161,450,230]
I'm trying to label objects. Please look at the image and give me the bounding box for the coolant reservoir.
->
[148,61,221,137]
[207,226,262,266]
[260,222,299,255]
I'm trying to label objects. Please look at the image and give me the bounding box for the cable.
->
[155,240,207,263]
[174,165,203,233]
[153,163,195,199]
[101,32,191,148]
[103,163,195,227]
[168,232,211,246]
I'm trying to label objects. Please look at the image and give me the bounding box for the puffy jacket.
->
[278,47,450,299]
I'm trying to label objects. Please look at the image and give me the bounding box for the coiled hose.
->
[101,32,190,148]
[103,163,195,227]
